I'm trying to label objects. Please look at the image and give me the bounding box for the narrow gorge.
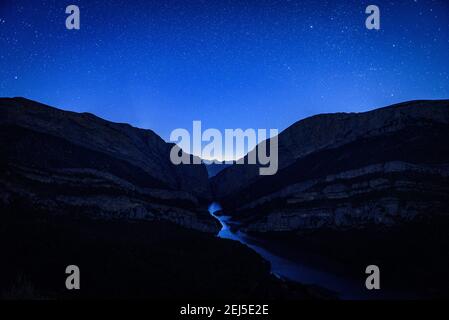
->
[1,97,449,299]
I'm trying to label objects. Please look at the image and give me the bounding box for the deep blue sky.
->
[1,0,448,158]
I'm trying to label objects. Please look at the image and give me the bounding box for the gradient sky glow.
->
[1,0,448,159]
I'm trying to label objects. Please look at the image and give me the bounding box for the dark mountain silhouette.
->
[0,97,216,232]
[2,97,449,298]
[0,97,316,299]
[210,99,449,297]
[211,99,449,231]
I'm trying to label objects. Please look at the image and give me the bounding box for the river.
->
[208,202,401,300]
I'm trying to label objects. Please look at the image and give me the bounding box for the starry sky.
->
[1,0,448,159]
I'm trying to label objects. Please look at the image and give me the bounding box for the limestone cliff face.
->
[211,100,449,232]
[0,97,217,232]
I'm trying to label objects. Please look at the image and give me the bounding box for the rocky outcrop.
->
[0,97,218,232]
[211,100,449,232]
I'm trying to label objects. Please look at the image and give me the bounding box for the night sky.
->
[1,0,448,159]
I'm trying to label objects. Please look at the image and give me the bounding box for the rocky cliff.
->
[211,100,449,232]
[0,97,217,232]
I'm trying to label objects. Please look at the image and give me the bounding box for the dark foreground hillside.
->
[251,215,449,298]
[0,203,318,299]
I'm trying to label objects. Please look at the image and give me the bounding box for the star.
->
[0,0,447,139]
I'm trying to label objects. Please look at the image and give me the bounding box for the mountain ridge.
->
[211,99,449,231]
[0,97,216,232]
